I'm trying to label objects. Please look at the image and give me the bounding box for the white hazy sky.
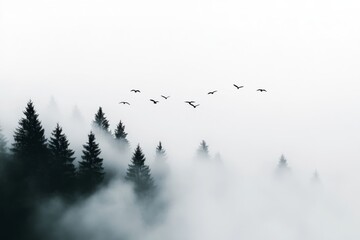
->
[1,0,360,179]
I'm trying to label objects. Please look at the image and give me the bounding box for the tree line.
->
[0,101,160,239]
[0,100,301,240]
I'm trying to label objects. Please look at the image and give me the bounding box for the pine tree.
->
[126,145,155,198]
[153,141,169,183]
[197,140,210,159]
[11,101,49,190]
[276,154,290,176]
[48,124,76,194]
[114,120,129,149]
[278,154,288,169]
[156,141,166,160]
[78,132,105,193]
[93,107,110,132]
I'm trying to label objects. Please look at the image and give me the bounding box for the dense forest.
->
[0,100,317,240]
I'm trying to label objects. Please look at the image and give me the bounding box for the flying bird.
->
[131,89,141,93]
[189,103,200,108]
[233,84,244,89]
[150,99,159,104]
[161,95,170,99]
[208,90,217,95]
[257,89,267,92]
[119,101,130,105]
[185,101,195,105]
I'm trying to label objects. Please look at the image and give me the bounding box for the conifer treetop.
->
[93,107,110,132]
[156,141,166,159]
[197,140,210,159]
[126,144,155,197]
[114,120,128,141]
[12,100,47,156]
[78,131,105,192]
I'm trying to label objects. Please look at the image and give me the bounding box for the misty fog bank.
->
[1,101,359,240]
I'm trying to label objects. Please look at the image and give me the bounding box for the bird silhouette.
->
[119,101,130,105]
[150,99,159,104]
[233,84,244,89]
[185,101,195,105]
[161,95,170,99]
[131,89,141,93]
[257,89,267,92]
[189,103,200,108]
[208,90,217,95]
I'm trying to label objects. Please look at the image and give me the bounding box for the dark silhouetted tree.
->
[48,124,76,194]
[12,101,50,191]
[126,145,155,198]
[197,140,210,159]
[78,132,105,193]
[93,107,110,132]
[3,101,50,239]
[114,120,129,150]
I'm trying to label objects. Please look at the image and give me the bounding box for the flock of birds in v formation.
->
[119,84,267,108]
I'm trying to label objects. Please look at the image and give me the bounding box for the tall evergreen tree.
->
[114,120,129,149]
[78,132,105,193]
[126,145,155,198]
[93,107,110,132]
[11,101,49,190]
[197,140,210,159]
[48,124,76,194]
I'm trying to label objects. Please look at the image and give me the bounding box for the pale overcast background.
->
[1,1,360,238]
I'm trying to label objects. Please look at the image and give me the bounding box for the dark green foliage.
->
[126,145,155,198]
[48,124,76,194]
[2,101,50,239]
[93,107,110,132]
[114,120,129,149]
[197,140,210,159]
[78,132,105,193]
[11,100,50,191]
